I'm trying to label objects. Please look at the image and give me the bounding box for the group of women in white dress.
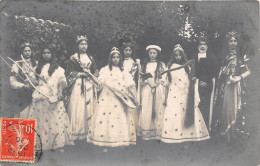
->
[11,30,250,150]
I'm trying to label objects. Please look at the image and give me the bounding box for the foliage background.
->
[1,1,259,67]
[0,1,259,166]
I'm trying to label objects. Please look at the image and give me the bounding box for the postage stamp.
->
[0,118,40,163]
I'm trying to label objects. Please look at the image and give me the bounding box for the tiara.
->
[146,45,161,52]
[226,31,239,39]
[110,47,120,54]
[20,42,31,49]
[76,35,88,43]
[173,44,183,52]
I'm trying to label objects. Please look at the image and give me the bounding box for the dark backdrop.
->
[0,1,259,166]
[0,1,259,67]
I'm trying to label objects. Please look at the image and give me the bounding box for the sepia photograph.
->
[0,0,259,165]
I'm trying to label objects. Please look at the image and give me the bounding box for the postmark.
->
[0,118,42,163]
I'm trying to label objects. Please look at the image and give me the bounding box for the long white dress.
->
[67,53,97,140]
[123,57,139,128]
[137,62,167,140]
[87,66,136,147]
[123,57,137,78]
[160,63,210,143]
[20,64,74,150]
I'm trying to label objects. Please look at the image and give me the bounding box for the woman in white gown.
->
[160,44,210,143]
[121,42,140,128]
[20,46,74,150]
[87,47,137,147]
[65,35,99,140]
[137,45,167,140]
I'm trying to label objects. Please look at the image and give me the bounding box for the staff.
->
[21,55,47,84]
[0,55,26,84]
[7,56,59,104]
[159,59,195,76]
[75,57,137,109]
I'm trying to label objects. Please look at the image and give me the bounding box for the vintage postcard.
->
[0,0,259,165]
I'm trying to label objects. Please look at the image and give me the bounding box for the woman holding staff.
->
[65,35,99,140]
[88,47,137,147]
[214,31,251,139]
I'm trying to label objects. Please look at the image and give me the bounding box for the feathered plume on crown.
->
[76,35,88,43]
[20,42,31,49]
[173,44,184,52]
[226,31,239,40]
[110,47,120,55]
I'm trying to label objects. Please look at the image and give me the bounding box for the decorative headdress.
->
[20,42,31,49]
[226,31,239,40]
[122,42,134,49]
[173,44,187,62]
[110,47,120,55]
[146,45,161,52]
[173,44,184,52]
[76,35,88,44]
[198,31,208,43]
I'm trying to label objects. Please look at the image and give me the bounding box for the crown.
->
[146,45,161,52]
[20,42,31,49]
[173,44,183,52]
[110,47,120,54]
[76,35,88,43]
[226,31,239,39]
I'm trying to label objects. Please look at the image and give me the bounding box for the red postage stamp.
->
[0,118,37,163]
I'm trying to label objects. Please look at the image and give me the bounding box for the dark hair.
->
[20,45,37,67]
[168,49,187,67]
[36,47,59,77]
[221,33,242,66]
[20,45,31,55]
[142,48,163,81]
[76,39,88,60]
[76,39,88,47]
[198,36,208,45]
[122,43,140,85]
[121,42,136,62]
[108,52,124,71]
[167,49,189,83]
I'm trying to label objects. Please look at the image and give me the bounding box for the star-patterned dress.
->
[160,63,210,143]
[87,66,136,147]
[20,64,74,150]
